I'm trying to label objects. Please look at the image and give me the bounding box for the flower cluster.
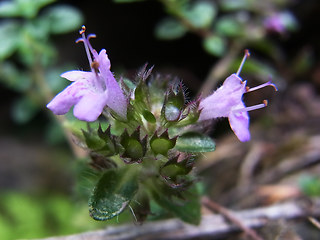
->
[47,26,277,224]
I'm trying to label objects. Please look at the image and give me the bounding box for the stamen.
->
[236,49,250,76]
[76,25,93,66]
[246,81,278,93]
[232,100,268,113]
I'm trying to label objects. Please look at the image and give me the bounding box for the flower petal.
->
[96,50,127,119]
[61,70,94,82]
[73,92,108,122]
[228,104,250,142]
[199,74,246,121]
[47,81,88,115]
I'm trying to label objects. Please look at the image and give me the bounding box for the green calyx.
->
[120,127,147,163]
[150,129,177,156]
[77,65,216,225]
[82,124,118,157]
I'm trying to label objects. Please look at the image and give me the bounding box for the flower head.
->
[199,50,277,142]
[47,26,127,122]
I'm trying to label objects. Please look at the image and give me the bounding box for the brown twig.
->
[36,197,320,240]
[201,196,264,240]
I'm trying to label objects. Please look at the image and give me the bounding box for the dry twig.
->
[36,197,320,240]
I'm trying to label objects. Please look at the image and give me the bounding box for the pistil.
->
[236,49,250,76]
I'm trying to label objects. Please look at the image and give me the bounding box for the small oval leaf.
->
[203,35,226,56]
[155,17,187,40]
[176,132,215,153]
[89,168,139,220]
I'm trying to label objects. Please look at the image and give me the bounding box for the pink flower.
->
[264,11,297,34]
[47,26,127,122]
[199,50,277,142]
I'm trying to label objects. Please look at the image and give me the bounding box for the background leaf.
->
[0,21,21,60]
[41,5,84,34]
[11,96,39,124]
[203,35,226,56]
[155,17,187,40]
[182,1,216,29]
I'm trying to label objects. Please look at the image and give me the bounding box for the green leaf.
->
[11,96,39,124]
[219,0,251,11]
[0,0,55,18]
[182,1,216,29]
[142,109,156,123]
[19,0,56,18]
[215,17,244,37]
[89,167,139,220]
[0,22,21,60]
[151,184,201,225]
[203,35,226,56]
[0,1,20,17]
[0,62,32,91]
[155,17,187,40]
[299,175,320,197]
[176,132,215,153]
[41,5,84,34]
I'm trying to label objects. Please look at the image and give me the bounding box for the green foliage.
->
[176,132,216,153]
[41,5,84,34]
[150,184,201,225]
[11,96,39,124]
[0,192,106,240]
[180,1,217,29]
[0,21,20,60]
[299,175,320,197]
[89,167,139,220]
[0,0,55,18]
[74,67,213,224]
[155,17,187,40]
[203,35,226,56]
[215,16,244,37]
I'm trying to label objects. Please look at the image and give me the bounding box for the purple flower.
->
[47,26,127,122]
[264,11,297,34]
[199,50,277,142]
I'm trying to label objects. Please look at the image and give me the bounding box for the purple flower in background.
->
[199,50,277,142]
[47,26,127,122]
[264,11,297,34]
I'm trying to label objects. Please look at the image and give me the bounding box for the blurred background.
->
[0,0,320,239]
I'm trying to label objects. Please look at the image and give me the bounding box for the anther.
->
[79,25,86,35]
[91,61,100,74]
[263,99,268,106]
